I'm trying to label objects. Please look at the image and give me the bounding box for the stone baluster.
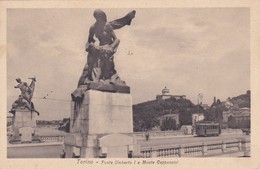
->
[65,145,74,158]
[238,140,242,151]
[241,138,250,157]
[222,141,226,153]
[178,145,185,157]
[202,143,208,156]
[151,149,158,158]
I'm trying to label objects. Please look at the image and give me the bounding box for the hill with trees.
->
[133,97,205,132]
[133,90,250,131]
[229,90,250,108]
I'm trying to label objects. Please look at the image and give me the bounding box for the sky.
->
[7,8,250,120]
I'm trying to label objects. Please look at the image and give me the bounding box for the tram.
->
[195,122,221,136]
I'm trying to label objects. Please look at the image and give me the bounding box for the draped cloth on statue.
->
[109,10,136,30]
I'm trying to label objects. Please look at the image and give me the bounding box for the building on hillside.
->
[156,86,186,101]
[36,120,63,129]
[210,97,223,108]
[158,113,180,130]
[192,113,205,126]
[200,104,210,110]
[7,113,14,127]
[222,108,250,128]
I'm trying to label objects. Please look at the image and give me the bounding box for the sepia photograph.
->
[0,1,260,169]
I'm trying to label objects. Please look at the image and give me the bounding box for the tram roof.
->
[196,122,219,125]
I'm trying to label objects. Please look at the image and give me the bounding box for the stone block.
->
[64,133,98,147]
[64,133,83,147]
[88,83,130,94]
[12,110,37,139]
[80,147,99,158]
[65,145,74,158]
[131,144,141,157]
[13,110,37,129]
[70,90,133,134]
[98,134,133,147]
[66,89,137,158]
[19,127,34,143]
[106,146,129,158]
[98,134,133,158]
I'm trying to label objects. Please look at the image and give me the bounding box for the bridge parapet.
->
[140,138,250,158]
[39,135,65,142]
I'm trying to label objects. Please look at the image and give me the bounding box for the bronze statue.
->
[10,77,39,116]
[77,9,136,87]
[14,77,36,103]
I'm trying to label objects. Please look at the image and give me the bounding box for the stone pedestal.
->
[64,90,138,158]
[13,110,37,128]
[98,134,134,158]
[19,127,34,143]
[70,90,133,134]
[11,109,37,142]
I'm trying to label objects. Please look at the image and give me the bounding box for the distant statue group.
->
[77,9,136,87]
[10,77,39,116]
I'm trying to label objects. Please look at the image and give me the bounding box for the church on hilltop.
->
[156,86,186,101]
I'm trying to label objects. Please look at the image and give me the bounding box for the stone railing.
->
[131,129,242,139]
[140,138,250,158]
[132,131,184,139]
[39,135,65,142]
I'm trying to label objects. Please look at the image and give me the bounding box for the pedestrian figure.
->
[145,130,150,141]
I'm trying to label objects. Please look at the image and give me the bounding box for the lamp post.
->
[197,93,203,122]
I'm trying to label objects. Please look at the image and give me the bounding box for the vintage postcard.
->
[0,0,260,169]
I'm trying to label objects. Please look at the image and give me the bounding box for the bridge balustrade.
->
[39,136,64,142]
[140,138,250,158]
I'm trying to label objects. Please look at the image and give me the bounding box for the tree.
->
[160,118,177,131]
[227,115,236,128]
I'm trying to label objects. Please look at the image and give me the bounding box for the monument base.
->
[70,90,133,134]
[10,109,38,143]
[64,133,139,158]
[64,90,140,158]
